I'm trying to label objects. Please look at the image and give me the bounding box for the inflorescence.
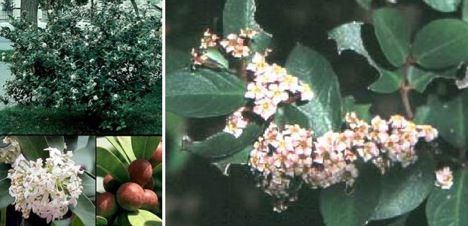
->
[249,113,440,212]
[8,148,84,223]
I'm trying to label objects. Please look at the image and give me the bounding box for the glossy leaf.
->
[369,69,403,93]
[13,136,49,160]
[371,153,435,220]
[223,0,272,51]
[132,136,161,161]
[212,145,252,176]
[423,0,461,12]
[96,144,130,182]
[72,136,96,174]
[127,209,162,226]
[320,165,381,226]
[96,216,108,226]
[166,68,246,118]
[343,96,371,121]
[407,66,437,93]
[284,44,342,135]
[373,8,410,67]
[70,195,95,226]
[186,123,263,159]
[107,136,135,163]
[426,168,468,226]
[413,19,468,69]
[81,172,96,198]
[417,91,468,151]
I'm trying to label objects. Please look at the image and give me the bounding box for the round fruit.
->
[151,141,163,166]
[97,192,118,218]
[128,159,153,186]
[143,178,154,190]
[116,182,144,211]
[103,174,120,193]
[141,189,159,211]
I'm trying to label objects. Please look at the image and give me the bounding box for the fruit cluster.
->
[97,141,163,222]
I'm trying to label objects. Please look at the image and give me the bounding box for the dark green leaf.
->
[320,165,381,226]
[407,66,437,93]
[373,8,411,67]
[71,216,85,226]
[13,136,49,160]
[186,123,263,159]
[99,137,131,164]
[371,153,435,220]
[96,216,108,226]
[356,0,373,10]
[369,69,403,93]
[96,144,130,182]
[0,164,13,208]
[417,91,468,151]
[223,0,272,51]
[284,44,342,135]
[212,145,252,176]
[70,195,95,226]
[132,136,161,161]
[463,0,468,22]
[343,96,371,121]
[426,168,468,226]
[166,68,246,118]
[413,19,468,69]
[423,0,461,12]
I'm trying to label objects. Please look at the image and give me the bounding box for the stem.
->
[400,57,415,119]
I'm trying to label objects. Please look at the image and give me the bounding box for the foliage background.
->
[166,0,468,225]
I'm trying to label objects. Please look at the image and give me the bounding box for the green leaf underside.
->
[343,96,371,121]
[223,0,272,52]
[13,136,49,161]
[418,91,468,151]
[70,195,95,226]
[166,68,246,118]
[320,165,381,226]
[132,136,161,161]
[96,145,130,182]
[284,44,342,136]
[371,153,435,220]
[212,145,252,176]
[186,123,263,159]
[373,8,411,67]
[426,169,468,226]
[423,0,461,12]
[413,19,468,69]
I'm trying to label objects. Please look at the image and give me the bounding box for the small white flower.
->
[435,167,453,190]
[93,95,98,101]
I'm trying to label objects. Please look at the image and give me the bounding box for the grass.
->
[0,82,162,135]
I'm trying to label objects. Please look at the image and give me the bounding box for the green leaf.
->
[284,44,342,135]
[127,209,162,226]
[426,168,468,226]
[212,145,252,176]
[52,218,71,226]
[96,216,108,226]
[166,68,246,118]
[356,0,373,10]
[13,136,49,160]
[70,195,95,226]
[373,8,411,67]
[413,19,468,69]
[223,0,272,52]
[407,66,437,93]
[166,46,191,74]
[45,136,65,150]
[81,172,96,198]
[343,96,371,121]
[369,69,403,93]
[463,0,468,22]
[166,112,191,175]
[71,216,85,226]
[205,48,229,69]
[0,165,13,208]
[96,143,130,182]
[320,165,381,226]
[186,123,263,159]
[371,153,435,220]
[417,91,468,151]
[423,0,461,12]
[107,136,136,163]
[132,136,161,161]
[72,136,96,174]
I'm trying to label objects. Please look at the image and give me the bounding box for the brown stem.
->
[400,57,415,119]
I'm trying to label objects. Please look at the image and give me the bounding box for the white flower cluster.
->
[435,167,453,189]
[223,107,250,138]
[245,52,314,120]
[249,113,438,212]
[7,148,84,223]
[0,137,21,164]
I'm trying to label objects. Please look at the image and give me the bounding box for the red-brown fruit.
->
[141,189,159,211]
[103,174,120,193]
[143,178,154,190]
[116,182,144,211]
[128,159,153,186]
[150,141,163,166]
[97,192,118,218]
